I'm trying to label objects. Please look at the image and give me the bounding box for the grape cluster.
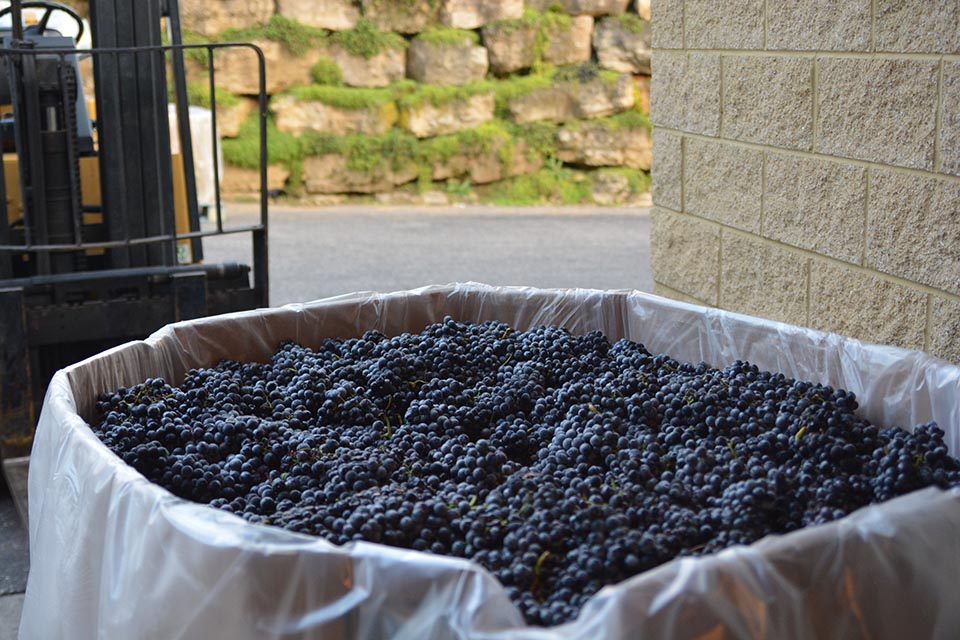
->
[92,318,960,626]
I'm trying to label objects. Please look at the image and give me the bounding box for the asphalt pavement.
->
[201,203,653,307]
[0,203,651,638]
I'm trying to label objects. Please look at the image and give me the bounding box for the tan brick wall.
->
[650,0,960,363]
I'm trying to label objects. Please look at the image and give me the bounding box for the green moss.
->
[331,19,406,59]
[484,9,572,73]
[286,85,396,110]
[185,81,240,109]
[492,73,554,118]
[510,121,559,160]
[595,167,651,195]
[300,132,345,157]
[607,109,652,131]
[446,178,472,197]
[342,130,420,173]
[416,26,479,47]
[310,57,343,85]
[398,81,494,109]
[563,110,652,134]
[176,30,215,67]
[221,15,327,57]
[419,134,462,164]
[485,166,591,206]
[222,113,303,170]
[617,13,648,35]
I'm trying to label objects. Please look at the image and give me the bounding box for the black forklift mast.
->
[0,0,270,462]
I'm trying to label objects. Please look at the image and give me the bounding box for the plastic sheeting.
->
[20,283,960,639]
[168,104,223,211]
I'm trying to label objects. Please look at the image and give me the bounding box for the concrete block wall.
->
[649,0,960,363]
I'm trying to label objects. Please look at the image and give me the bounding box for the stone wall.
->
[650,0,960,363]
[170,0,653,205]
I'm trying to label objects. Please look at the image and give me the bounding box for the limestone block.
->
[651,208,720,305]
[556,121,651,169]
[361,0,441,34]
[327,44,407,88]
[722,56,813,151]
[573,73,635,118]
[180,0,274,37]
[276,0,359,30]
[651,0,682,48]
[482,23,537,75]
[214,40,321,95]
[430,140,541,183]
[940,62,960,177]
[442,0,524,29]
[636,0,650,20]
[593,16,651,74]
[720,235,808,326]
[222,164,290,193]
[508,87,577,123]
[684,0,763,49]
[634,76,650,114]
[407,37,489,86]
[683,138,762,233]
[272,94,398,136]
[401,93,495,138]
[591,172,632,205]
[816,58,939,170]
[931,296,960,364]
[866,170,960,296]
[651,130,681,211]
[763,153,865,264]
[876,0,960,53]
[304,154,419,193]
[650,51,720,136]
[507,74,634,123]
[217,97,258,138]
[550,0,629,16]
[810,261,927,351]
[767,0,870,51]
[544,16,594,66]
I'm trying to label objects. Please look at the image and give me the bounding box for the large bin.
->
[21,284,960,639]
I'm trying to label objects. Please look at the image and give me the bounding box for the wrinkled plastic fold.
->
[21,283,960,639]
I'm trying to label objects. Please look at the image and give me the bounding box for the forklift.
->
[0,0,270,515]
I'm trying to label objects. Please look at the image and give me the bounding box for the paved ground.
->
[202,203,653,307]
[0,482,27,640]
[0,203,651,637]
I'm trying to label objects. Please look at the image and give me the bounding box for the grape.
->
[91,318,960,626]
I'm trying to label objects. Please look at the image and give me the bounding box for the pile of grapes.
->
[93,318,960,626]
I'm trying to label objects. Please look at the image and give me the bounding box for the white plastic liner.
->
[20,283,960,639]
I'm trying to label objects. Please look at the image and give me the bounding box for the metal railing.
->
[0,41,268,303]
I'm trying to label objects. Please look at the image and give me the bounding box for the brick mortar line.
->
[681,0,686,50]
[763,0,768,50]
[935,59,944,173]
[716,226,723,307]
[811,59,819,153]
[718,57,725,138]
[862,168,870,267]
[656,208,960,303]
[679,134,686,212]
[759,152,766,235]
[805,256,812,327]
[924,294,934,353]
[652,127,960,185]
[654,49,960,61]
[870,0,877,53]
